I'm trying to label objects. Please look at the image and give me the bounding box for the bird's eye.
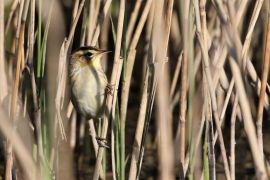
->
[84,52,93,59]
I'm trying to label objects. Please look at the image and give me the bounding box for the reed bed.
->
[1,0,270,179]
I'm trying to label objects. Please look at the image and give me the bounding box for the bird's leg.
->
[95,118,109,148]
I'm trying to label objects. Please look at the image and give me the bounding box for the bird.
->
[69,46,110,120]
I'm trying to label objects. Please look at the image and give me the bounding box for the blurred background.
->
[1,0,270,179]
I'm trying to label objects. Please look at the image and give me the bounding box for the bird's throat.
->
[89,57,102,69]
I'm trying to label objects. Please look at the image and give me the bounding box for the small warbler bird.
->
[69,46,110,120]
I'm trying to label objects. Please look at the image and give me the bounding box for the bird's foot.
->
[96,136,109,148]
[105,84,114,96]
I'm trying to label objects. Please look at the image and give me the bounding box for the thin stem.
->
[197,33,231,180]
[126,0,143,46]
[256,12,270,155]
[92,0,125,179]
[0,0,7,102]
[230,58,267,180]
[179,0,190,171]
[230,96,238,180]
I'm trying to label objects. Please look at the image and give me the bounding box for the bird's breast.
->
[70,66,107,119]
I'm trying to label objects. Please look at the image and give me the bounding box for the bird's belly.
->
[71,69,107,119]
[74,91,105,119]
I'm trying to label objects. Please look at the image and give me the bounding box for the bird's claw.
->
[96,136,109,148]
[105,84,114,96]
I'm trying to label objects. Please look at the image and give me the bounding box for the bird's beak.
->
[96,49,111,56]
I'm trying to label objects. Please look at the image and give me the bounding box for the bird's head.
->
[71,46,110,69]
